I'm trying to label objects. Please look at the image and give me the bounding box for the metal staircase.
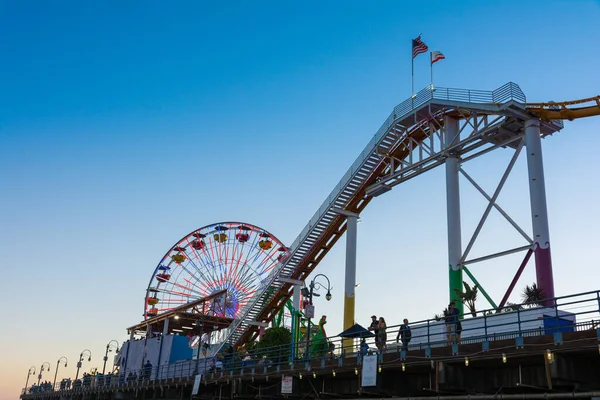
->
[212,82,561,349]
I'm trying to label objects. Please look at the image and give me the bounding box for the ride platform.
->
[128,290,234,336]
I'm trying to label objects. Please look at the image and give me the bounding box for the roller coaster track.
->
[527,95,600,120]
[218,83,597,350]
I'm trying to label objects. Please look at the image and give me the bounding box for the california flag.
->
[431,51,445,65]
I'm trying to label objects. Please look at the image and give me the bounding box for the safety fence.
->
[22,288,600,396]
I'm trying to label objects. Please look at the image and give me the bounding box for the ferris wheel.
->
[144,222,289,321]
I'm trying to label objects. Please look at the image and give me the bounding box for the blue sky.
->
[2,1,600,398]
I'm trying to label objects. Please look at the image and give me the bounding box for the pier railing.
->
[21,288,600,397]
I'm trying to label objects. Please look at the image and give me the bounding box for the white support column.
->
[333,207,359,355]
[163,318,169,336]
[278,277,303,356]
[155,317,169,379]
[292,283,300,331]
[524,119,555,304]
[123,330,135,374]
[292,283,301,359]
[142,324,151,370]
[344,214,358,333]
[445,116,464,315]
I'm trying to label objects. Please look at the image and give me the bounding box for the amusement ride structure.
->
[132,84,600,362]
[19,79,600,399]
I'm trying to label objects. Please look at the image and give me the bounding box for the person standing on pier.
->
[368,315,379,348]
[445,302,460,344]
[397,318,412,351]
[377,317,387,352]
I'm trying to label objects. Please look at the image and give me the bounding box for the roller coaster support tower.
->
[333,208,360,353]
[445,116,464,312]
[524,119,555,304]
[217,84,599,350]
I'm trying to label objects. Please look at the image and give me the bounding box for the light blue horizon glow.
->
[2,1,600,399]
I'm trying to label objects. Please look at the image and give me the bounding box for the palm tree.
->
[454,281,479,317]
[522,282,546,307]
[433,309,447,322]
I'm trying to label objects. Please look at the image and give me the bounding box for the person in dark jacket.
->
[368,315,379,334]
[396,318,412,351]
[445,302,460,344]
[368,315,379,347]
[143,360,153,380]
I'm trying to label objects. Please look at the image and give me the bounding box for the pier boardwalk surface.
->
[20,327,600,399]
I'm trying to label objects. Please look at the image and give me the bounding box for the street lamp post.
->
[37,362,51,386]
[75,349,92,381]
[303,274,332,360]
[102,340,119,374]
[53,357,68,388]
[24,367,35,393]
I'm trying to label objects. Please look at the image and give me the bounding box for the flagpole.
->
[411,55,414,98]
[430,53,433,90]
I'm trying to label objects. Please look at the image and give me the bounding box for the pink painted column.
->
[524,119,555,304]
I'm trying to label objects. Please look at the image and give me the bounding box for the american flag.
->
[412,35,428,59]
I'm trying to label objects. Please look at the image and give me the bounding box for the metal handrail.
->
[22,288,600,398]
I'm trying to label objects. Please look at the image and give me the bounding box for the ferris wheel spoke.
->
[160,298,189,304]
[216,231,228,265]
[154,286,191,298]
[230,233,261,286]
[229,245,245,283]
[254,244,280,272]
[179,266,208,291]
[227,244,242,284]
[180,250,217,293]
[222,251,236,284]
[215,240,223,265]
[234,268,259,296]
[251,256,276,276]
[259,256,281,276]
[212,258,225,288]
[159,267,202,299]
[223,250,235,283]
[168,278,206,298]
[192,256,220,287]
[187,257,219,293]
[247,249,278,278]
[183,277,209,297]
[207,236,217,263]
[228,257,249,290]
[243,242,265,266]
[224,238,230,266]
[190,246,222,289]
[238,275,258,294]
[184,239,217,286]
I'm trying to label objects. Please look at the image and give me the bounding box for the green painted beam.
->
[463,266,498,309]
